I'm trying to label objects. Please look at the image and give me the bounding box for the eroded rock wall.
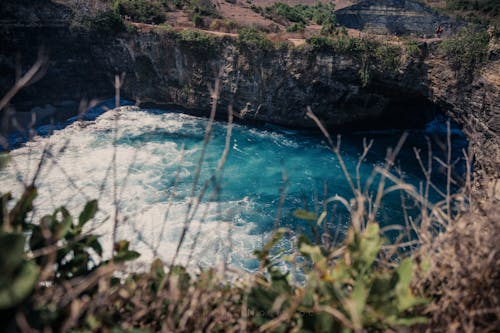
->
[94,31,437,130]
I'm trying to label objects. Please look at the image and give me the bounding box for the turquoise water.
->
[0,105,467,271]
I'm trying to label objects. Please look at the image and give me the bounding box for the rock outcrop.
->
[335,0,461,37]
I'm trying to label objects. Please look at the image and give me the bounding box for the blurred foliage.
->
[0,182,427,331]
[0,185,140,329]
[249,223,427,331]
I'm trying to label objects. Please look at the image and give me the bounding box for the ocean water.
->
[0,105,468,272]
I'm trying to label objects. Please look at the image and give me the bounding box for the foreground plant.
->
[249,224,427,332]
[0,185,139,330]
[0,182,429,332]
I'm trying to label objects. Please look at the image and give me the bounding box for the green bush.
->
[188,0,219,17]
[372,41,402,72]
[83,10,127,36]
[438,26,490,78]
[403,39,422,59]
[237,27,274,52]
[192,13,204,27]
[446,0,500,17]
[249,224,427,331]
[208,18,239,33]
[250,4,264,15]
[262,2,336,32]
[306,35,334,51]
[286,22,305,33]
[307,35,364,53]
[178,29,219,54]
[264,2,306,23]
[113,0,167,24]
[0,183,143,328]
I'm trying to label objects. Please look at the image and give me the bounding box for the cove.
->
[0,105,468,272]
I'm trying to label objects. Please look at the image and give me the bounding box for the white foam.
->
[0,107,266,270]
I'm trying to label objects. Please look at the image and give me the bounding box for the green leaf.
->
[293,209,317,221]
[150,258,165,279]
[113,240,140,262]
[396,258,413,290]
[0,233,25,277]
[350,280,368,327]
[0,261,39,309]
[395,258,427,312]
[254,228,287,264]
[114,250,140,263]
[314,312,336,332]
[358,223,382,270]
[79,200,98,227]
[86,235,103,257]
[393,316,428,326]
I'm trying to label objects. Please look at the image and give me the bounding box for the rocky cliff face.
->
[96,31,439,130]
[425,44,500,182]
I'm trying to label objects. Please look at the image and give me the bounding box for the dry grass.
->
[415,197,500,332]
[412,127,500,332]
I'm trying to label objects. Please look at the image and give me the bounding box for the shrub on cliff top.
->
[178,29,219,55]
[113,0,168,24]
[438,26,490,79]
[237,27,274,52]
[80,10,126,36]
[305,35,334,51]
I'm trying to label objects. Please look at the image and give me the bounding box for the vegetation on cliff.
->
[438,26,491,78]
[254,2,337,35]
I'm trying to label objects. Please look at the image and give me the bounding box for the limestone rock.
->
[335,0,461,37]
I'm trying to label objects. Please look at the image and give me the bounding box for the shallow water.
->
[0,105,468,272]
